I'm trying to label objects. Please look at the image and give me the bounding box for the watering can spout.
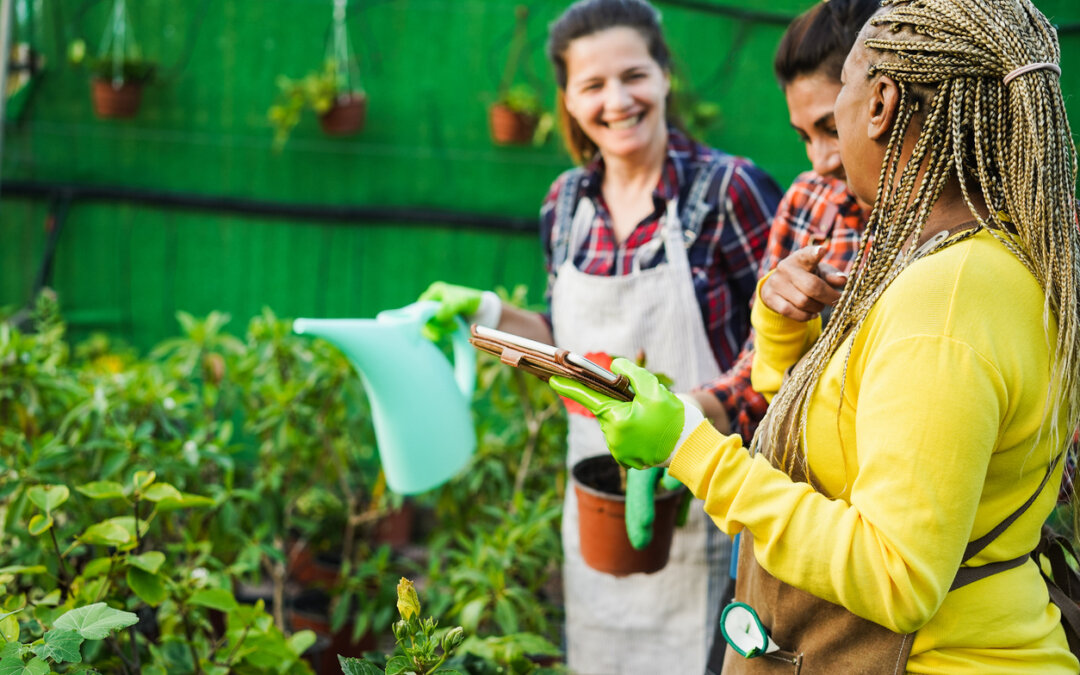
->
[292,302,476,495]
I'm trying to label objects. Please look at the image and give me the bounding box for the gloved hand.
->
[418,281,501,342]
[550,358,703,469]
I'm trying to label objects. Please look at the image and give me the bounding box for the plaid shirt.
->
[702,171,868,440]
[539,128,782,372]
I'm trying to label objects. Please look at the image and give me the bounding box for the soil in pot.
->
[91,78,143,119]
[289,589,375,674]
[572,454,684,577]
[319,93,367,136]
[488,103,537,145]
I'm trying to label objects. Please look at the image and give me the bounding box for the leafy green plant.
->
[0,602,138,673]
[338,578,465,675]
[670,74,722,141]
[268,59,364,151]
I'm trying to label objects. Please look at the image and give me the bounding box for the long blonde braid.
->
[751,0,1080,511]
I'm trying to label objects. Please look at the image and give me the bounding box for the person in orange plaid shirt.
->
[690,0,875,444]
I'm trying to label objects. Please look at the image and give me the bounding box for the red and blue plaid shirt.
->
[539,128,782,372]
[701,171,868,440]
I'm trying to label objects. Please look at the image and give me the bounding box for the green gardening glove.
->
[625,466,663,549]
[418,281,486,342]
[550,358,699,469]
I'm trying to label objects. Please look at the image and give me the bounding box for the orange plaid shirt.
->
[700,171,868,440]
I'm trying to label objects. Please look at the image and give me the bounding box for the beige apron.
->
[552,195,730,675]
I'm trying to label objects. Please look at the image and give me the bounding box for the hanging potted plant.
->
[267,0,366,149]
[488,6,551,146]
[69,0,155,119]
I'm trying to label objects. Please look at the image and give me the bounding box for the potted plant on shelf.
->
[268,0,367,149]
[268,59,366,150]
[68,0,155,119]
[488,6,551,146]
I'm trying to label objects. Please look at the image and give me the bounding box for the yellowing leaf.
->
[396,577,420,621]
[27,515,52,536]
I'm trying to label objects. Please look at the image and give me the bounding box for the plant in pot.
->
[68,0,156,119]
[488,6,551,146]
[268,0,367,150]
[565,351,689,577]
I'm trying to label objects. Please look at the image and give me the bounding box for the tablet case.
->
[468,325,634,402]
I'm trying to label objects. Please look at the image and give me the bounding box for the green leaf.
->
[30,629,83,664]
[338,656,384,675]
[127,551,165,575]
[26,515,52,536]
[76,482,126,501]
[188,589,237,613]
[0,566,46,576]
[286,629,317,657]
[142,483,181,503]
[27,485,69,513]
[154,492,214,511]
[53,603,139,640]
[132,471,156,493]
[384,655,412,675]
[0,613,18,642]
[0,656,50,675]
[126,568,167,607]
[78,520,132,547]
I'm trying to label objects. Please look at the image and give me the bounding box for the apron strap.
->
[950,449,1064,591]
[551,169,586,271]
[679,156,729,249]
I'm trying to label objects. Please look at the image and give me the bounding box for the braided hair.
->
[753,0,1080,519]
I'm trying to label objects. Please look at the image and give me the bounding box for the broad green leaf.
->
[82,558,112,579]
[155,493,214,511]
[286,629,317,657]
[76,482,126,501]
[338,656,384,675]
[126,568,167,607]
[0,567,46,576]
[30,629,83,664]
[132,471,155,493]
[27,485,69,513]
[27,514,52,536]
[0,613,18,642]
[0,643,20,661]
[384,655,412,675]
[78,520,132,547]
[142,483,181,503]
[36,591,61,607]
[188,589,237,613]
[127,551,165,574]
[0,656,49,675]
[53,603,139,640]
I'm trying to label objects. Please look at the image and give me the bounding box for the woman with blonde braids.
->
[551,0,1080,671]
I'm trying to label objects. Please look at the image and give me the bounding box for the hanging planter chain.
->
[327,0,360,100]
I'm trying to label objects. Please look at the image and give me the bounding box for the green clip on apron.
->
[552,195,730,675]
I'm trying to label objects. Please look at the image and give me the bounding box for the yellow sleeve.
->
[749,273,822,402]
[669,334,1005,633]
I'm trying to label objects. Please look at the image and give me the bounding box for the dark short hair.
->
[773,0,880,88]
[546,0,673,163]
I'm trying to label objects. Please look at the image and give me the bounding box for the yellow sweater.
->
[668,230,1077,673]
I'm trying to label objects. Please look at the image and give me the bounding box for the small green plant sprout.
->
[338,577,466,675]
[0,602,138,672]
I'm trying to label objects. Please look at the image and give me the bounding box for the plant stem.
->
[129,624,141,672]
[262,546,287,633]
[106,634,136,675]
[48,527,71,599]
[181,610,204,675]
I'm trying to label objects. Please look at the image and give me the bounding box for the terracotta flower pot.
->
[90,78,143,119]
[286,539,340,590]
[488,102,538,145]
[572,454,683,576]
[319,93,367,136]
[289,590,375,674]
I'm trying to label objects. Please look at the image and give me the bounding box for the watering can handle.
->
[411,301,476,400]
[449,315,476,400]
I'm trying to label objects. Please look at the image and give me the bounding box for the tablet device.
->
[469,325,635,401]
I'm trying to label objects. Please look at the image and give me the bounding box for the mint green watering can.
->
[293,301,476,495]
